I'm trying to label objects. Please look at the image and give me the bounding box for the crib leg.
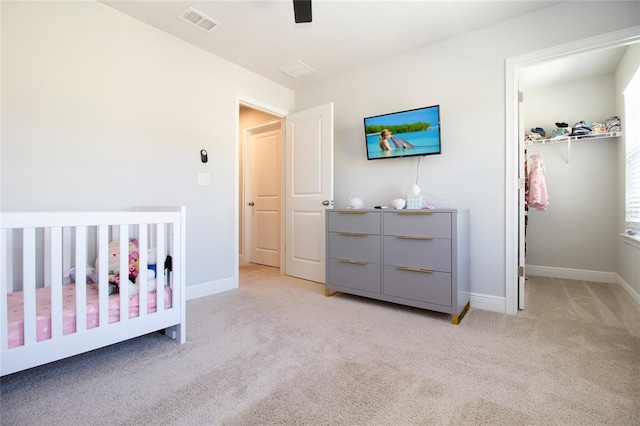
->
[164,323,186,343]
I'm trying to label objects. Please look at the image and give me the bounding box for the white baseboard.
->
[525,265,639,311]
[186,277,237,301]
[525,265,616,283]
[185,277,511,315]
[470,292,505,313]
[616,274,640,310]
[183,270,636,314]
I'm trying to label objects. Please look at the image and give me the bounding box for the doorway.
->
[238,105,283,268]
[235,101,335,284]
[505,28,640,315]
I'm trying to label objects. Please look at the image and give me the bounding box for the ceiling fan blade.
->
[293,0,312,23]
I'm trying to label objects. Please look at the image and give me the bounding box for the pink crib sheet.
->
[5,283,172,349]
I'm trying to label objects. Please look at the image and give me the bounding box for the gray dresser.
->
[326,209,470,324]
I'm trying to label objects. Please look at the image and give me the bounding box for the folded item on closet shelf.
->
[573,120,592,130]
[590,122,606,133]
[555,122,569,128]
[605,116,621,132]
[572,121,592,136]
[528,132,543,140]
[572,128,590,136]
[551,128,570,138]
[530,127,546,137]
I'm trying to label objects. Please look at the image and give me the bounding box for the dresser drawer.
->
[383,266,451,307]
[383,236,451,272]
[328,211,381,234]
[328,232,381,264]
[384,211,451,238]
[328,259,381,294]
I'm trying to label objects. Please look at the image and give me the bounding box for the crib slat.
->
[138,225,148,317]
[75,226,87,333]
[22,228,37,346]
[156,224,165,312]
[119,225,129,322]
[50,227,63,339]
[62,227,72,281]
[44,228,51,288]
[97,225,109,327]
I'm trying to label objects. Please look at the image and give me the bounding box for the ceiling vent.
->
[178,7,221,33]
[278,60,315,79]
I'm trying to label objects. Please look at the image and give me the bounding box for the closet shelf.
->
[524,131,621,146]
[525,131,621,165]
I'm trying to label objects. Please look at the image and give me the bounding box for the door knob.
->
[248,202,255,206]
[322,200,331,206]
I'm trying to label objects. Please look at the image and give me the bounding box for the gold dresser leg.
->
[452,301,471,325]
[325,287,339,297]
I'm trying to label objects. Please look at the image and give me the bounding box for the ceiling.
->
[521,45,629,90]
[102,0,576,90]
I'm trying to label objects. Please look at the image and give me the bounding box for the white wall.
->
[295,1,640,307]
[0,1,295,296]
[524,75,618,273]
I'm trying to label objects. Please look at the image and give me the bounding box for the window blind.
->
[625,69,640,227]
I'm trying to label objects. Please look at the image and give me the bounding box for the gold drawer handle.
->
[396,266,434,273]
[339,232,368,237]
[396,236,433,240]
[338,259,368,265]
[338,211,368,214]
[395,211,433,215]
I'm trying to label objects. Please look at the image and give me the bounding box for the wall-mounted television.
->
[363,105,441,160]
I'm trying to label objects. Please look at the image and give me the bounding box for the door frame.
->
[235,95,290,285]
[504,27,640,315]
[242,120,283,267]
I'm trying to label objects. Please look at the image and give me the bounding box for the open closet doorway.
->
[238,104,284,268]
[505,28,640,315]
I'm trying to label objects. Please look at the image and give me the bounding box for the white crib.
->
[0,206,186,376]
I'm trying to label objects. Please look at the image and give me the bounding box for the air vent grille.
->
[178,7,221,33]
[278,60,315,79]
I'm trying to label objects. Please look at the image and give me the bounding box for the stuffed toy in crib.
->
[94,239,158,295]
[131,247,158,295]
[63,266,98,284]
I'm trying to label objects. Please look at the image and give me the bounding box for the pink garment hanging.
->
[526,151,549,211]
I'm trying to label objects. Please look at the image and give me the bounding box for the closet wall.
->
[524,74,618,274]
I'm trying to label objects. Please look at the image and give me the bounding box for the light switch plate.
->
[197,173,210,186]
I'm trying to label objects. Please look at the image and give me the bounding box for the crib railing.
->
[0,207,185,374]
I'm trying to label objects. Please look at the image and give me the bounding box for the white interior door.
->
[246,122,281,267]
[285,103,334,283]
[518,89,526,310]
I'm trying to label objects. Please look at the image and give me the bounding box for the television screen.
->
[363,105,441,160]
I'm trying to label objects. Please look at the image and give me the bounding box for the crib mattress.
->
[6,283,172,349]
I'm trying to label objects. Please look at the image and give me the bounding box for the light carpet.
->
[1,265,638,425]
